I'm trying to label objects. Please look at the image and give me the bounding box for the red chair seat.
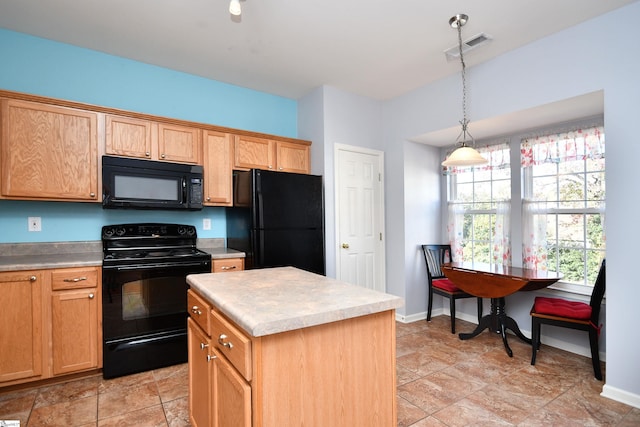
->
[432,278,460,293]
[533,296,592,320]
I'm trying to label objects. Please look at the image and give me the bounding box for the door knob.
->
[342,243,349,249]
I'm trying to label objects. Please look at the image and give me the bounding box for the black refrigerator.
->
[226,169,325,275]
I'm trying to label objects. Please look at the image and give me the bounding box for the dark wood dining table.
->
[442,262,562,357]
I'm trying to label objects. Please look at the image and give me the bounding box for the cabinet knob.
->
[206,354,217,362]
[218,334,234,349]
[88,293,95,299]
[90,192,96,198]
[145,152,151,157]
[191,305,202,315]
[268,165,273,169]
[279,167,283,170]
[30,276,37,282]
[161,153,166,159]
[206,197,211,202]
[200,342,209,350]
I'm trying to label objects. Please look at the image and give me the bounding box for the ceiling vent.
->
[444,32,492,61]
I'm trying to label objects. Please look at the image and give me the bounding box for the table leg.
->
[459,297,531,357]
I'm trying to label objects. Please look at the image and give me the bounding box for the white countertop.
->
[187,266,404,337]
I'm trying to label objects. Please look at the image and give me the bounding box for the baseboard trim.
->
[601,384,640,409]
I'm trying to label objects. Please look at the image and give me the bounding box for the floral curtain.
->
[493,201,512,264]
[447,202,465,261]
[521,126,605,167]
[522,199,548,270]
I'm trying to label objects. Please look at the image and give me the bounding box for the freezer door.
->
[254,170,323,230]
[254,229,325,275]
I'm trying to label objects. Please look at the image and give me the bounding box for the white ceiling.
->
[0,0,633,144]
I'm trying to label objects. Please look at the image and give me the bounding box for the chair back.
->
[589,259,606,324]
[421,244,452,281]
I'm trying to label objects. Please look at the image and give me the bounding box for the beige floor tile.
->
[98,382,161,420]
[27,395,97,426]
[97,404,167,427]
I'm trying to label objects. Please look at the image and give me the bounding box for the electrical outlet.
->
[203,218,211,230]
[28,216,42,232]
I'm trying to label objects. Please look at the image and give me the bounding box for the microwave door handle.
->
[182,177,187,205]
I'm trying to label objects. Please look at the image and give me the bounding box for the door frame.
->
[333,143,386,292]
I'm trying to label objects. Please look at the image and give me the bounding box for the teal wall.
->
[0,29,299,243]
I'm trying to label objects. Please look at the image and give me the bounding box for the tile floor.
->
[0,316,638,426]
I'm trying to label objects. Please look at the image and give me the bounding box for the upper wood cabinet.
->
[105,114,202,164]
[234,135,310,174]
[0,99,99,201]
[202,130,233,206]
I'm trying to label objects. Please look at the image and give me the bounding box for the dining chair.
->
[421,244,483,334]
[530,259,606,380]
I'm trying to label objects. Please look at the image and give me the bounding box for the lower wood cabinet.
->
[0,266,102,388]
[0,271,43,383]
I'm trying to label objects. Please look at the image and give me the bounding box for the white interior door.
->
[335,144,385,292]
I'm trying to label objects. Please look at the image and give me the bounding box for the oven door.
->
[102,260,209,378]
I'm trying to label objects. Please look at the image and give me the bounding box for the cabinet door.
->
[234,135,274,170]
[1,99,98,201]
[0,272,42,383]
[213,349,251,427]
[188,319,212,427]
[105,114,153,159]
[158,123,201,164]
[203,130,233,206]
[51,287,99,375]
[276,141,310,174]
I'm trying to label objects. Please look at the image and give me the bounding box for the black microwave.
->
[102,156,203,210]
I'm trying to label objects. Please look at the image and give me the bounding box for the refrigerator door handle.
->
[256,189,264,229]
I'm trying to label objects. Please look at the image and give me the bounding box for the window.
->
[521,126,605,286]
[446,142,511,264]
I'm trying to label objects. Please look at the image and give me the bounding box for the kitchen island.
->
[186,266,404,427]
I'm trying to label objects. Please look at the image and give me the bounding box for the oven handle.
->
[104,261,211,271]
[112,331,187,349]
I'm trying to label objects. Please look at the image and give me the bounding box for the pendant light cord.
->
[457,23,471,145]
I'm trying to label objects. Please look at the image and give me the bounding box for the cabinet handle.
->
[218,334,234,349]
[191,305,202,315]
[221,265,237,270]
[200,342,209,350]
[207,354,217,362]
[63,277,87,283]
[88,293,95,299]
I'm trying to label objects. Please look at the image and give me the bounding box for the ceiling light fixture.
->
[229,0,241,16]
[442,14,488,168]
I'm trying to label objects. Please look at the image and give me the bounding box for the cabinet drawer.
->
[188,290,212,336]
[212,258,244,273]
[51,268,98,290]
[211,309,252,381]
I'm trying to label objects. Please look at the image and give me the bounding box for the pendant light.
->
[442,14,488,168]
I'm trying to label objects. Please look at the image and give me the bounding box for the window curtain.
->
[522,199,548,270]
[493,201,511,264]
[521,126,604,167]
[447,202,464,261]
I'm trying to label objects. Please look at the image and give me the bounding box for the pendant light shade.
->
[442,145,487,167]
[442,14,488,168]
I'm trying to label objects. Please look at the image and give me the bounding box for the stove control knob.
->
[187,227,196,236]
[177,226,187,235]
[103,228,115,237]
[115,227,126,236]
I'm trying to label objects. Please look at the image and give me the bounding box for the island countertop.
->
[186,266,404,337]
